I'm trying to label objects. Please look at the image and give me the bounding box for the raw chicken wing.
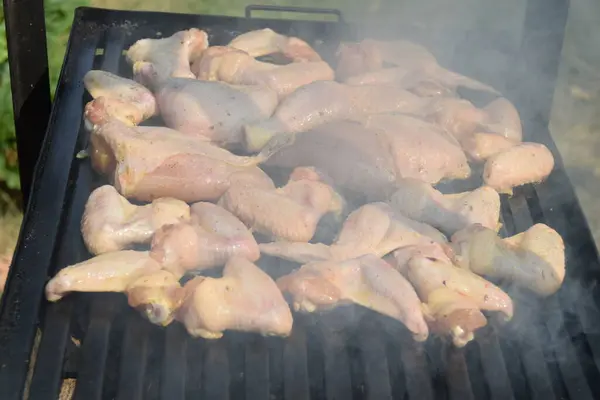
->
[259,202,447,264]
[228,28,321,62]
[219,167,344,242]
[483,143,555,194]
[192,46,334,98]
[89,119,278,202]
[460,132,518,162]
[388,178,501,235]
[126,29,208,83]
[176,257,293,339]
[83,70,157,126]
[126,269,183,326]
[150,202,259,277]
[451,223,565,296]
[81,185,190,255]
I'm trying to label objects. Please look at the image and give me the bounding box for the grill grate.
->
[2,5,600,400]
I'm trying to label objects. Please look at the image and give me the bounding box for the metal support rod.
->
[3,0,52,207]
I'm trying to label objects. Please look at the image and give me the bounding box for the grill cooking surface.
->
[4,5,600,400]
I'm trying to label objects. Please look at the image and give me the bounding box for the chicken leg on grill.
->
[277,254,429,341]
[83,70,157,126]
[388,178,501,236]
[259,202,447,264]
[192,46,334,99]
[81,185,190,255]
[88,119,282,202]
[451,223,566,296]
[219,167,344,242]
[228,28,322,62]
[176,257,293,339]
[150,202,260,277]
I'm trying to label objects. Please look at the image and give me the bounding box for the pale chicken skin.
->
[277,254,429,341]
[336,39,498,94]
[150,202,260,277]
[451,223,566,296]
[176,257,293,339]
[88,119,277,202]
[243,81,429,152]
[388,178,501,235]
[83,70,157,126]
[126,269,183,326]
[460,132,519,162]
[259,202,447,264]
[219,167,344,242]
[126,28,208,84]
[228,28,322,62]
[483,143,555,194]
[192,46,334,99]
[81,185,190,255]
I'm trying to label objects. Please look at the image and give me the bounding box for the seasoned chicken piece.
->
[176,257,293,339]
[81,185,190,255]
[126,269,183,326]
[45,251,161,302]
[481,97,523,142]
[483,143,555,194]
[388,179,501,235]
[126,28,208,83]
[243,81,428,151]
[142,74,279,147]
[89,119,279,202]
[277,254,429,341]
[219,167,343,242]
[192,46,334,98]
[260,202,446,264]
[150,202,259,277]
[460,133,519,162]
[83,70,157,126]
[451,223,565,296]
[337,39,498,94]
[228,28,321,62]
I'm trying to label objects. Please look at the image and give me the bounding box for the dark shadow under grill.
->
[2,5,600,400]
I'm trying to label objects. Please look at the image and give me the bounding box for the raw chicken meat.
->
[259,202,447,264]
[460,132,519,162]
[176,257,293,339]
[88,119,279,202]
[388,178,501,235]
[126,28,208,84]
[483,143,555,194]
[192,46,334,98]
[83,70,157,126]
[451,223,565,296]
[277,254,429,341]
[336,39,498,94]
[45,250,161,302]
[219,167,344,242]
[150,202,260,277]
[81,185,190,255]
[242,81,428,151]
[126,269,183,326]
[228,28,322,62]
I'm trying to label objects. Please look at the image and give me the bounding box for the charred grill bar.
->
[2,2,599,400]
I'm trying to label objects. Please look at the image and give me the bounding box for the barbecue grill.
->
[2,1,600,399]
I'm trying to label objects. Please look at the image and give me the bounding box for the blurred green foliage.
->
[0,0,89,191]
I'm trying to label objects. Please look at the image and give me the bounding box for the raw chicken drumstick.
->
[219,167,344,242]
[388,178,501,236]
[483,143,555,194]
[228,28,322,62]
[81,185,190,255]
[277,254,429,341]
[150,202,260,277]
[192,46,334,99]
[450,223,566,296]
[83,70,157,126]
[336,39,498,94]
[45,251,183,326]
[126,28,208,84]
[259,202,447,264]
[176,257,293,339]
[88,118,283,203]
